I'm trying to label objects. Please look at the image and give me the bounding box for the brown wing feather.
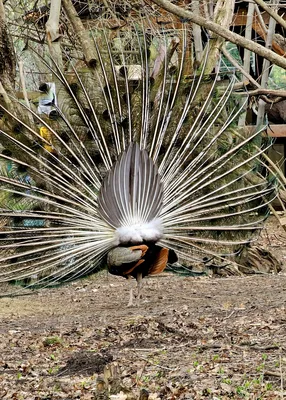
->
[148,248,169,275]
[124,259,145,276]
[129,244,148,257]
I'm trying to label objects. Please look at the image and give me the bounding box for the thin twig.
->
[254,4,268,32]
[221,46,259,88]
[264,370,285,379]
[225,310,236,319]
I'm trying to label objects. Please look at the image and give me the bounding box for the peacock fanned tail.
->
[0,11,275,293]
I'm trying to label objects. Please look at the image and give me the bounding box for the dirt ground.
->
[1,217,286,399]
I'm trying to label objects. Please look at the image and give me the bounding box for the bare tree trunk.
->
[0,0,16,92]
[0,0,39,164]
[202,0,235,75]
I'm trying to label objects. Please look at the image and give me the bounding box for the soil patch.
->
[0,216,286,399]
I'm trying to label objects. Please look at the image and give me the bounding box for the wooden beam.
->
[16,91,42,101]
[247,124,286,137]
[231,9,270,26]
[252,19,286,57]
[231,8,286,27]
[231,10,286,56]
[267,125,286,137]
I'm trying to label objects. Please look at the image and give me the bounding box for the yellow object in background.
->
[40,126,54,153]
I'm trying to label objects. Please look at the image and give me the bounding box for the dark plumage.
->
[107,243,177,305]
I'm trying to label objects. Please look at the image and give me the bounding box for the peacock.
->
[0,0,276,304]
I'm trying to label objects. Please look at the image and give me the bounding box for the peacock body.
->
[0,1,275,296]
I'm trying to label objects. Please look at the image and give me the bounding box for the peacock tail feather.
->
[0,6,276,292]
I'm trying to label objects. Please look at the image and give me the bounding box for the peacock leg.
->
[136,272,143,301]
[127,275,135,307]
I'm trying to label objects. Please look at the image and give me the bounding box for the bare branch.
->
[238,1,255,126]
[191,0,203,62]
[253,0,286,31]
[256,1,278,127]
[46,0,62,42]
[46,0,63,69]
[254,4,267,32]
[221,46,260,88]
[199,0,235,75]
[62,0,97,68]
[244,88,286,97]
[150,0,286,69]
[244,2,255,75]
